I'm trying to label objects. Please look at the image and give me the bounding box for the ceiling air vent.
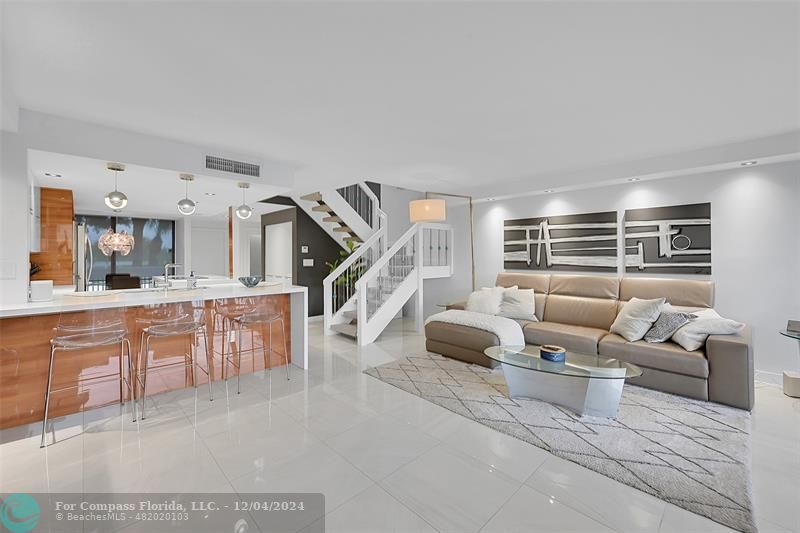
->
[205,155,261,178]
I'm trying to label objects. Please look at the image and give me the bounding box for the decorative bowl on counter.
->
[238,276,263,288]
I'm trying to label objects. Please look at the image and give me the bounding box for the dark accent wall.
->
[365,181,381,202]
[260,196,343,317]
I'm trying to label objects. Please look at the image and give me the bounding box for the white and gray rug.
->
[365,352,755,533]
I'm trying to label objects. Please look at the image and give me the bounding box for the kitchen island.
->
[0,282,308,429]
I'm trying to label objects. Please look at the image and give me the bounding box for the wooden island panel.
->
[0,294,290,429]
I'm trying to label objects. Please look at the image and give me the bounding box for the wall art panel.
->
[624,203,711,274]
[503,211,618,272]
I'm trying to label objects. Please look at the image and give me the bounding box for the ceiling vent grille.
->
[205,155,260,178]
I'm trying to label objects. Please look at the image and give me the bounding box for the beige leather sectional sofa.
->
[425,273,754,410]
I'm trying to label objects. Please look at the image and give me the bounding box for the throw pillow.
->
[498,287,538,321]
[610,297,666,342]
[671,308,745,351]
[465,286,505,315]
[644,310,697,343]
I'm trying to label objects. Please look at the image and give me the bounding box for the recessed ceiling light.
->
[740,160,758,166]
[628,178,641,182]
[204,192,216,197]
[44,172,62,178]
[544,189,555,193]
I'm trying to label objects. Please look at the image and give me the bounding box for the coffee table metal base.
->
[502,363,625,418]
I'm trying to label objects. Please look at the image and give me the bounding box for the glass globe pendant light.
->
[177,173,196,215]
[104,162,128,210]
[235,182,252,220]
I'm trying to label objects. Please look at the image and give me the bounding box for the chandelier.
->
[98,228,135,256]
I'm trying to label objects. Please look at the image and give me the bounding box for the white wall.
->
[470,161,800,376]
[0,131,30,303]
[234,219,262,278]
[190,221,228,276]
[380,184,424,243]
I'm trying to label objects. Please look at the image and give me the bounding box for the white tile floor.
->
[1,319,798,533]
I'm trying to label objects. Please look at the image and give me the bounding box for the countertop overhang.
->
[0,282,308,318]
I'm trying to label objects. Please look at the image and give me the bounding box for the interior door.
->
[264,221,293,283]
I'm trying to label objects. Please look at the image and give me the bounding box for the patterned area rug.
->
[365,352,755,533]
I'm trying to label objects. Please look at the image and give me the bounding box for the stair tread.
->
[333,226,353,233]
[312,204,334,213]
[323,216,343,223]
[331,323,357,338]
[344,236,363,242]
[342,310,357,321]
[300,192,323,202]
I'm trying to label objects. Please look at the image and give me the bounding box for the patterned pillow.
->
[644,311,697,343]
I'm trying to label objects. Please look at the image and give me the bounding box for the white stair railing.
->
[323,225,386,335]
[352,222,453,345]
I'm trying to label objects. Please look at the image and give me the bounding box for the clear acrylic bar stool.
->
[136,304,212,419]
[213,298,255,380]
[226,309,290,394]
[41,311,134,448]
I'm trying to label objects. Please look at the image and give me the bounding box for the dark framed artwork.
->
[624,203,711,274]
[503,211,618,272]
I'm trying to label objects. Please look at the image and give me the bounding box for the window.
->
[75,215,175,285]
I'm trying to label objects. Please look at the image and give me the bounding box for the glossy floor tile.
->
[1,318,798,533]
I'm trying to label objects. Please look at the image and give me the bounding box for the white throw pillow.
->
[610,297,666,342]
[671,308,745,351]
[465,287,505,315]
[498,287,538,321]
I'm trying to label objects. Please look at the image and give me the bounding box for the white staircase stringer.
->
[319,189,375,242]
[292,195,351,250]
[357,271,419,346]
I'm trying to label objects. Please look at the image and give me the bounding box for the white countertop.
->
[0,282,307,318]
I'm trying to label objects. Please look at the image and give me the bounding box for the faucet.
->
[163,263,182,292]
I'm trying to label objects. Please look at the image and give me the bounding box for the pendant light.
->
[235,182,252,219]
[104,162,128,210]
[177,173,196,215]
[98,227,135,256]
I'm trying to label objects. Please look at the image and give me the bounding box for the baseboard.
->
[308,315,323,323]
[755,370,782,386]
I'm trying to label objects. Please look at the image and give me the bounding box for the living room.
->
[1,2,798,533]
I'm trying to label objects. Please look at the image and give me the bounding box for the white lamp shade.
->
[409,199,446,223]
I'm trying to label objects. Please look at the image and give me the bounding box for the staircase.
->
[298,181,453,345]
[294,184,380,250]
[324,220,453,346]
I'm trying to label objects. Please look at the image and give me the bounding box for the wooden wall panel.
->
[30,187,74,285]
[0,294,291,429]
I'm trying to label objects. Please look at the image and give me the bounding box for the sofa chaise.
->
[425,273,754,410]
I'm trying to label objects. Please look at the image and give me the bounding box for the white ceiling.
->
[4,2,799,196]
[29,150,288,220]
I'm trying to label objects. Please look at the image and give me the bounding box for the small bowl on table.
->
[238,276,263,288]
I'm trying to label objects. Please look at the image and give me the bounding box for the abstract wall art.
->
[503,211,618,272]
[624,203,711,274]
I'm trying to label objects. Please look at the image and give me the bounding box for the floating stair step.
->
[344,236,363,243]
[323,216,343,223]
[300,192,323,202]
[342,310,357,321]
[333,226,353,233]
[331,323,357,338]
[312,204,334,213]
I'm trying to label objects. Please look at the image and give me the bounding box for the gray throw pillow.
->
[644,311,697,343]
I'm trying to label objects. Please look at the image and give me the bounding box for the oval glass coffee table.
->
[485,344,643,418]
